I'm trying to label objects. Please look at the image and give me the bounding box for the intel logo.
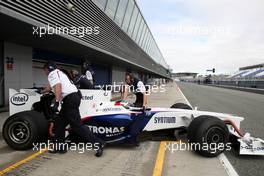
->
[10,93,29,106]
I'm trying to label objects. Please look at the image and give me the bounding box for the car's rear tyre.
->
[170,103,192,110]
[3,111,48,150]
[187,116,229,157]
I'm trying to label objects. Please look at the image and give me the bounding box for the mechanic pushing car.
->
[71,70,94,89]
[121,72,147,108]
[41,61,105,157]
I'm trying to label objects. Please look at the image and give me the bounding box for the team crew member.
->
[121,72,147,108]
[42,61,105,157]
[71,70,93,89]
[82,62,94,88]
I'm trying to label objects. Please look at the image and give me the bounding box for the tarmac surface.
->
[177,82,264,176]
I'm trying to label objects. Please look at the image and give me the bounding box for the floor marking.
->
[0,149,47,175]
[177,82,239,176]
[176,83,193,108]
[152,141,181,176]
[152,141,167,176]
[218,154,239,176]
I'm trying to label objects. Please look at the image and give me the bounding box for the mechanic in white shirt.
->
[70,70,93,89]
[82,62,94,88]
[42,61,105,157]
[121,72,147,108]
[86,70,93,84]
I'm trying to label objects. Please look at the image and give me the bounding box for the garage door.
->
[0,43,3,106]
[92,64,111,86]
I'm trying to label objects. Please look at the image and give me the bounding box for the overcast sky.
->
[137,0,264,75]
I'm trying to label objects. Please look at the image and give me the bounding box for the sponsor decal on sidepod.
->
[154,117,176,123]
[87,126,125,137]
[10,93,29,106]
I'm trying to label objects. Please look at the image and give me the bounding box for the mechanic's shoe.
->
[95,148,103,157]
[95,142,105,157]
[48,141,68,154]
[127,135,140,147]
[58,148,68,154]
[135,141,140,147]
[48,148,59,154]
[49,148,67,154]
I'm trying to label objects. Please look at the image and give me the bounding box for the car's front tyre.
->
[187,116,229,157]
[170,103,192,110]
[2,111,48,150]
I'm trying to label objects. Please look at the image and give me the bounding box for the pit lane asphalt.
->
[177,82,264,176]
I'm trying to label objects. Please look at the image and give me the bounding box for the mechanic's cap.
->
[126,68,132,74]
[71,69,79,77]
[82,62,91,70]
[125,71,134,78]
[43,61,57,72]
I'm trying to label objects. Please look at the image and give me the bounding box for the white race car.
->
[2,89,264,157]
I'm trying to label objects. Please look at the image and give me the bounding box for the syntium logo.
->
[10,93,29,106]
[154,117,176,123]
[88,126,125,134]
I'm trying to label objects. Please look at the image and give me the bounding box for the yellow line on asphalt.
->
[0,149,47,175]
[152,141,181,176]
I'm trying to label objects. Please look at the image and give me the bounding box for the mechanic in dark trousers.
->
[70,70,93,89]
[121,72,147,108]
[121,72,148,145]
[42,61,105,157]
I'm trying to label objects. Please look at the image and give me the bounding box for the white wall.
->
[4,42,33,105]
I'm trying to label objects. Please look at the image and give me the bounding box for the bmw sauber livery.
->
[2,89,264,157]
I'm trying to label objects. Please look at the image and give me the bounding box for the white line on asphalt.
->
[176,85,192,108]
[176,83,239,176]
[219,153,239,176]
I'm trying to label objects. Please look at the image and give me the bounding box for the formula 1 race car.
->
[2,89,264,157]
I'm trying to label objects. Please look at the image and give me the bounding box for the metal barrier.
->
[212,80,264,89]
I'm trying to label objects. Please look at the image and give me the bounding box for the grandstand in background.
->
[228,63,264,79]
[213,63,264,89]
[239,63,264,71]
